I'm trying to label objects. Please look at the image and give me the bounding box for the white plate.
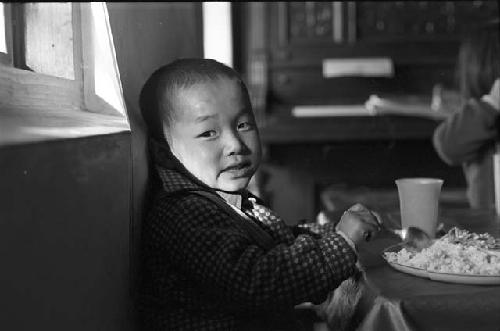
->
[427,271,500,285]
[386,261,429,278]
[382,244,500,285]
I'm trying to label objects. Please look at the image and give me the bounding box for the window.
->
[90,2,126,116]
[0,2,129,145]
[0,2,12,65]
[202,2,233,67]
[0,3,7,53]
[81,2,126,116]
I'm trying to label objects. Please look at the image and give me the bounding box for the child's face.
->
[166,78,262,192]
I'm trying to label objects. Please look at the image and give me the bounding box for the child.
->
[433,20,500,209]
[137,58,380,331]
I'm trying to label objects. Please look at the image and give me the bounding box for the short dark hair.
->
[457,19,500,100]
[139,58,250,141]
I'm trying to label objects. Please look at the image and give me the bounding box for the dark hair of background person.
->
[457,19,500,101]
[139,58,250,142]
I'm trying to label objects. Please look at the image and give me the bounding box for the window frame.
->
[0,2,129,147]
[80,2,127,116]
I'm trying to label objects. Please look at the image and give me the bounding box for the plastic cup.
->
[395,178,444,238]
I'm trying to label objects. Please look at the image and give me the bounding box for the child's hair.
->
[139,58,250,141]
[457,19,500,100]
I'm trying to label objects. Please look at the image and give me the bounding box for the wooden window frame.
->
[80,2,127,116]
[0,3,129,146]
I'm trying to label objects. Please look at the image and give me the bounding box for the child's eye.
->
[198,130,218,138]
[237,121,254,131]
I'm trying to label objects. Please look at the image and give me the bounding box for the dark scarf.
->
[148,138,214,190]
[148,137,252,199]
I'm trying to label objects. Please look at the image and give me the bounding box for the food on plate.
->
[442,227,499,250]
[384,227,500,276]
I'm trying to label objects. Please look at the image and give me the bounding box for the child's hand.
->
[336,203,381,246]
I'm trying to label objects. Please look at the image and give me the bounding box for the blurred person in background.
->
[433,19,500,209]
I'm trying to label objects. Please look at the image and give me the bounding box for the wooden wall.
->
[0,134,132,331]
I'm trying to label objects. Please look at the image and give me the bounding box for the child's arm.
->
[433,97,499,165]
[155,194,360,314]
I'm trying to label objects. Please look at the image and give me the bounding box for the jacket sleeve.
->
[433,99,499,165]
[154,194,358,314]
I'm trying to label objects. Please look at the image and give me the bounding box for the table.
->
[353,208,500,331]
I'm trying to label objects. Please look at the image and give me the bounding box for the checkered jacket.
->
[137,143,358,331]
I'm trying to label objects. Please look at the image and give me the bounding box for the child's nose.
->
[224,131,246,155]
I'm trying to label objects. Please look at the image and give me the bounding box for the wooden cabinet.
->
[240,1,499,116]
[276,1,497,46]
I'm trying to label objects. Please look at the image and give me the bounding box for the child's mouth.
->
[222,162,252,177]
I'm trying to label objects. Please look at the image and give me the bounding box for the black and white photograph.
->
[1,2,499,331]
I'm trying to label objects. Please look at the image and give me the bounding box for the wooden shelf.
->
[259,114,443,144]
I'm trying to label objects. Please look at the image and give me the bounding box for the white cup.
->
[395,178,444,238]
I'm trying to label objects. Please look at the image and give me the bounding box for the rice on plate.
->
[384,228,500,276]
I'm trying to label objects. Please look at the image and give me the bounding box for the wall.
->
[0,133,132,330]
[106,0,203,320]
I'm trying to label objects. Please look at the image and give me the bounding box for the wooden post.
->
[494,143,500,216]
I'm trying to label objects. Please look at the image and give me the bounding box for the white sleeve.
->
[481,79,500,112]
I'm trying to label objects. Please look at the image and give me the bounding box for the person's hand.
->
[336,203,381,246]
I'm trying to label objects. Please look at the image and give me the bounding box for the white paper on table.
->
[292,104,373,117]
[323,58,394,78]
